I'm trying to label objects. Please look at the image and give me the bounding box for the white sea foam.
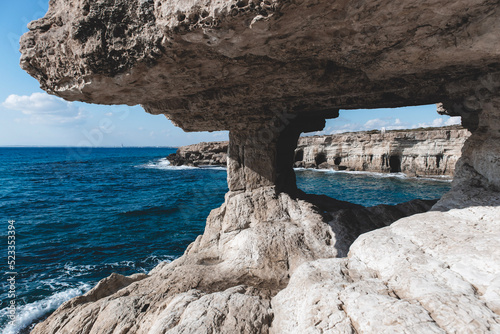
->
[136,158,197,170]
[329,170,409,179]
[0,283,91,334]
[144,254,175,265]
[198,165,227,171]
[294,168,452,182]
[294,167,408,178]
[137,158,226,171]
[63,257,175,277]
[63,263,98,277]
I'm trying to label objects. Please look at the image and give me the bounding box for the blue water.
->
[0,147,452,333]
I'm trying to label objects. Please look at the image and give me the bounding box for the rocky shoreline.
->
[167,126,469,177]
[20,0,500,332]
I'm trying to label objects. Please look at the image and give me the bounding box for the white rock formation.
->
[271,197,500,333]
[167,126,471,177]
[296,126,469,176]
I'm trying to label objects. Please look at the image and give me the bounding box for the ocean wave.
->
[136,158,198,170]
[197,165,227,171]
[0,284,90,334]
[294,168,453,182]
[63,263,99,277]
[136,158,227,171]
[63,256,174,277]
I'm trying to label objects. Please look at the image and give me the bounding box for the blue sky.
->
[0,0,460,147]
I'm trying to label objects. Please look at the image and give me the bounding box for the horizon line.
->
[0,145,179,148]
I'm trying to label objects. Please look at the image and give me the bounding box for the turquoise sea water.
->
[0,147,452,333]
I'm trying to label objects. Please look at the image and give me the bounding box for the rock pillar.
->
[458,97,500,190]
[442,91,500,191]
[227,112,337,193]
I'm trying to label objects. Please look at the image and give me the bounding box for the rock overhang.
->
[19,2,500,332]
[20,0,500,132]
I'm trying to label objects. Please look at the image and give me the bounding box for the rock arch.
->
[20,0,500,332]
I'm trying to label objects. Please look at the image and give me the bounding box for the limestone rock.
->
[167,126,470,177]
[147,286,273,334]
[19,0,500,333]
[30,187,436,334]
[271,198,500,333]
[296,126,469,177]
[168,141,228,167]
[20,0,500,131]
[326,198,437,257]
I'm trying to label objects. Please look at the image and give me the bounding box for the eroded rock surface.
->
[31,187,437,334]
[20,0,500,332]
[20,0,500,131]
[296,125,469,176]
[168,141,228,167]
[272,199,500,333]
[168,126,470,177]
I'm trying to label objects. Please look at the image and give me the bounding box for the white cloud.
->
[305,123,364,136]
[363,117,408,130]
[364,118,387,128]
[308,116,417,136]
[2,92,86,125]
[416,116,461,128]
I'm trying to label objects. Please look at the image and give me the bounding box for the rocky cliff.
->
[296,125,470,176]
[168,126,470,177]
[168,141,229,167]
[20,0,500,333]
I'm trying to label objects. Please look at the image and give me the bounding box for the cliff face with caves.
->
[296,126,469,175]
[20,0,500,332]
[168,126,470,177]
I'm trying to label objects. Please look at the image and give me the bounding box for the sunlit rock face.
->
[167,126,471,177]
[20,0,500,333]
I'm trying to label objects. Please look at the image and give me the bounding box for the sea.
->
[0,147,452,334]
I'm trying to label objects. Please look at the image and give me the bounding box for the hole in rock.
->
[315,152,327,166]
[295,104,464,207]
[389,155,401,173]
[294,149,303,162]
[436,154,443,168]
[292,105,467,257]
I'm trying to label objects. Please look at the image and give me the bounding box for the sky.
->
[0,0,460,147]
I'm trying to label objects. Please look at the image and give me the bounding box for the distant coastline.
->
[0,146,179,148]
[167,125,470,177]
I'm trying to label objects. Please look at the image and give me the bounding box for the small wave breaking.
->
[294,168,453,182]
[0,284,90,334]
[136,158,196,170]
[63,256,174,277]
[137,158,227,171]
[137,157,197,170]
[197,165,227,171]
